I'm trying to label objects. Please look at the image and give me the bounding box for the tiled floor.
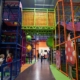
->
[15,59,55,80]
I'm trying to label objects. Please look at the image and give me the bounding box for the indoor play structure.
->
[22,8,55,61]
[0,0,80,80]
[0,0,23,80]
[55,0,80,80]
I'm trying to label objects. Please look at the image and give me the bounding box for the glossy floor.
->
[15,59,55,80]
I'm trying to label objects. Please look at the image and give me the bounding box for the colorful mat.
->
[50,65,70,80]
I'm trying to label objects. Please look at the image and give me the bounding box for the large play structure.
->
[55,0,80,80]
[0,0,80,80]
[22,8,56,62]
[0,0,23,80]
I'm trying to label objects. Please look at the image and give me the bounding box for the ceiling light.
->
[35,4,54,6]
[37,0,43,1]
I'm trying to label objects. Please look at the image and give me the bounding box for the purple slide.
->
[61,22,80,31]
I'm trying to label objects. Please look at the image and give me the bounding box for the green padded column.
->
[46,37,54,48]
[54,8,56,28]
[34,9,36,26]
[47,9,48,26]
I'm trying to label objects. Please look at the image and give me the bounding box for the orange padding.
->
[21,64,32,73]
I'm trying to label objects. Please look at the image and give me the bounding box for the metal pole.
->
[0,0,2,46]
[62,0,68,75]
[35,37,36,62]
[57,1,61,70]
[70,0,78,80]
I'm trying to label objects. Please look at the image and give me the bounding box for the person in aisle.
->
[0,54,5,66]
[47,51,49,60]
[4,53,13,71]
[0,54,6,74]
[3,53,13,76]
[6,53,13,66]
[41,50,44,63]
[38,53,39,59]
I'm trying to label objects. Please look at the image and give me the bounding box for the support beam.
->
[70,0,78,80]
[64,2,80,6]
[58,2,80,6]
[0,0,2,45]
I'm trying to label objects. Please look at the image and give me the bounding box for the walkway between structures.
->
[15,59,55,80]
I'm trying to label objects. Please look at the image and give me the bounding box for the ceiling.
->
[64,0,80,2]
[21,0,57,8]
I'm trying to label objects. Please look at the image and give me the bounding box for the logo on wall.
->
[65,34,76,65]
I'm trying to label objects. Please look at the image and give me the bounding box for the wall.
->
[39,41,49,55]
[33,40,49,58]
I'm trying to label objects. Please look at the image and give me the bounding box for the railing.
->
[0,59,21,80]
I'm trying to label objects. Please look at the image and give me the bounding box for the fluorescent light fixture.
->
[37,0,43,1]
[35,4,54,6]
